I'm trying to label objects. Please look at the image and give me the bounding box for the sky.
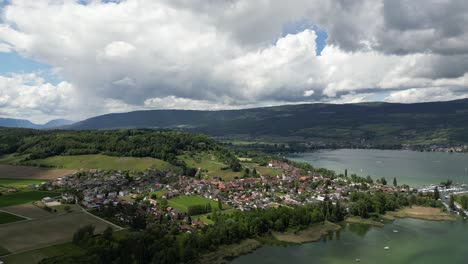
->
[1,0,468,123]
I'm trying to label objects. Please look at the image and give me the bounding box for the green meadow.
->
[168,195,230,213]
[0,178,47,188]
[0,191,60,207]
[179,153,242,180]
[30,154,177,171]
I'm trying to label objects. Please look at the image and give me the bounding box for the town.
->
[27,160,414,232]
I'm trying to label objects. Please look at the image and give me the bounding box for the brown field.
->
[0,165,75,180]
[1,204,52,219]
[386,206,457,221]
[0,211,117,253]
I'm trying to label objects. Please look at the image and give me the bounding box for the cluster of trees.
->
[348,191,441,218]
[187,203,212,216]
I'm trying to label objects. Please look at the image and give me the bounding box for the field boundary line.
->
[0,209,32,221]
[78,205,124,230]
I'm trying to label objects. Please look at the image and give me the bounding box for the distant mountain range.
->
[3,99,468,146]
[64,99,468,147]
[0,118,74,129]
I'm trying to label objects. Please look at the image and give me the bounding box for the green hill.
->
[0,129,242,177]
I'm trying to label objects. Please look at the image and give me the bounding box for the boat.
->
[384,246,390,250]
[393,230,399,233]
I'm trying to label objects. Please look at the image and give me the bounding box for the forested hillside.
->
[0,128,240,172]
[66,99,468,147]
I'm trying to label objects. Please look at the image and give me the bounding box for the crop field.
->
[0,211,116,253]
[1,204,52,219]
[0,164,75,180]
[0,191,60,208]
[0,212,26,224]
[0,178,47,188]
[31,154,177,171]
[168,195,229,212]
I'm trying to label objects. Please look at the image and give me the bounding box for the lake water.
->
[232,218,468,264]
[288,149,468,186]
[232,149,468,264]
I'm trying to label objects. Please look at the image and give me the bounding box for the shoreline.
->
[271,221,341,244]
[216,206,458,263]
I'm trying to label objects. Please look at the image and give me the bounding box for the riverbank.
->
[200,239,262,264]
[272,221,341,244]
[385,206,457,221]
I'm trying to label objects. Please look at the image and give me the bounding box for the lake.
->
[232,218,468,264]
[232,149,468,264]
[287,149,468,186]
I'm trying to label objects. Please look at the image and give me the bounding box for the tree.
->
[102,226,113,242]
[72,225,95,246]
[345,169,348,177]
[433,186,440,200]
[393,177,397,187]
[381,177,387,185]
[449,194,455,210]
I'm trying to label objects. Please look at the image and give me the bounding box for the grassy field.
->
[196,209,236,225]
[385,206,457,221]
[31,154,177,171]
[0,154,27,165]
[179,153,241,180]
[0,178,47,188]
[168,195,230,213]
[254,166,283,177]
[0,242,84,263]
[0,191,60,208]
[0,212,26,224]
[0,211,116,253]
[345,216,384,227]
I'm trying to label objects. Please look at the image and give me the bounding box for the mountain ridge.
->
[64,99,468,146]
[0,118,74,129]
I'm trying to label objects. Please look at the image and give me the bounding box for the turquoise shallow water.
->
[288,149,468,186]
[232,218,468,264]
[232,149,468,264]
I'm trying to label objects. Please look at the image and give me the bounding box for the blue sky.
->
[282,19,328,56]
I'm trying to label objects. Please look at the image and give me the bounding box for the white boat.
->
[384,246,390,250]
